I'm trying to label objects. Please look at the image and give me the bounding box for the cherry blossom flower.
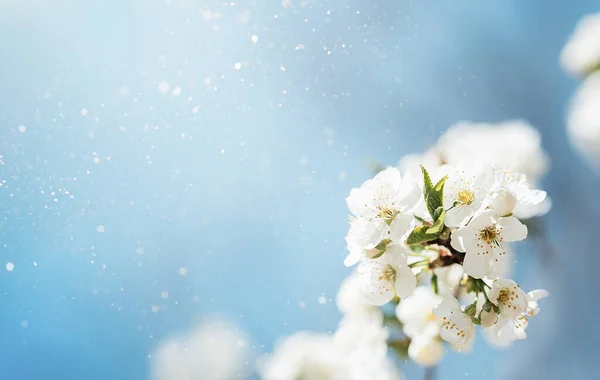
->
[346,167,420,249]
[357,244,416,305]
[485,289,549,348]
[451,210,527,279]
[433,296,476,348]
[443,165,495,227]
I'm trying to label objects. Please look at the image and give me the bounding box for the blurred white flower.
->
[357,244,417,305]
[346,167,420,251]
[433,296,475,348]
[408,336,445,368]
[434,264,465,296]
[451,210,527,279]
[560,12,600,76]
[437,120,549,185]
[567,71,600,169]
[397,149,442,178]
[442,164,495,227]
[260,332,347,380]
[396,286,443,340]
[261,311,402,380]
[336,271,377,315]
[485,289,549,348]
[150,317,250,380]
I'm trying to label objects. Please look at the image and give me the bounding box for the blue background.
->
[0,1,598,379]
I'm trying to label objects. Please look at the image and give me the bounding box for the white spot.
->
[151,305,160,313]
[221,149,225,154]
[161,291,169,299]
[5,262,14,272]
[280,66,287,72]
[172,86,182,96]
[93,157,101,164]
[298,301,306,308]
[80,108,88,116]
[20,320,28,328]
[318,296,327,305]
[136,247,145,255]
[96,225,105,233]
[236,339,246,347]
[192,105,200,114]
[179,267,188,276]
[234,62,242,70]
[33,262,38,267]
[251,35,258,44]
[17,125,26,133]
[158,81,170,94]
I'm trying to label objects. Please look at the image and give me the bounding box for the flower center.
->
[497,287,519,310]
[479,225,501,246]
[383,265,397,283]
[376,207,399,225]
[457,189,475,205]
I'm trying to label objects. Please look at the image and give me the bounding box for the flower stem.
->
[424,366,436,380]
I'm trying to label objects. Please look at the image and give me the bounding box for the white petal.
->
[344,249,361,267]
[527,289,549,302]
[394,265,417,299]
[467,209,497,230]
[388,214,413,241]
[358,261,395,306]
[433,295,462,317]
[445,205,474,227]
[497,216,527,242]
[461,238,492,279]
[374,167,402,185]
[450,227,469,252]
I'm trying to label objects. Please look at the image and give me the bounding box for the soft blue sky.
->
[0,1,598,379]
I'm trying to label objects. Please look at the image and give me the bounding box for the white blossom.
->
[357,244,416,305]
[451,210,527,279]
[397,148,442,178]
[408,336,445,368]
[336,271,377,315]
[437,120,549,184]
[346,167,420,250]
[560,12,600,76]
[491,170,549,218]
[396,286,443,339]
[150,318,250,380]
[443,165,495,227]
[567,71,600,170]
[433,296,475,348]
[487,278,528,319]
[260,333,347,380]
[434,264,465,296]
[485,289,549,348]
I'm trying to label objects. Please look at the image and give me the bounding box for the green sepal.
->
[370,239,392,259]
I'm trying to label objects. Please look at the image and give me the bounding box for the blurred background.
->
[0,0,599,379]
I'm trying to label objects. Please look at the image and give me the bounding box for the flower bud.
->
[488,187,518,216]
[479,309,499,327]
[408,337,445,367]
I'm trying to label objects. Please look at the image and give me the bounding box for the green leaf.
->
[431,274,439,294]
[420,165,433,195]
[425,175,447,220]
[405,225,439,245]
[427,208,446,234]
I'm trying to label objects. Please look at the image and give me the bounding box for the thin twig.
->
[424,366,436,380]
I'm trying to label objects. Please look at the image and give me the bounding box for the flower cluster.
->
[345,163,549,367]
[260,274,401,380]
[562,12,600,170]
